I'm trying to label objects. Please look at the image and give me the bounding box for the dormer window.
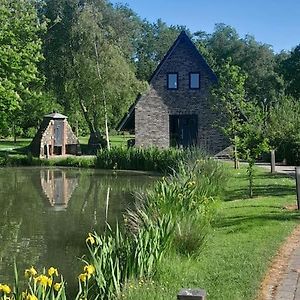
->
[190,73,200,89]
[167,73,178,89]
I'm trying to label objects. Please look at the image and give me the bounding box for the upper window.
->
[167,73,178,89]
[190,73,200,89]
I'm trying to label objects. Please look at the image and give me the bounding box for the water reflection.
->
[0,167,156,295]
[40,169,78,211]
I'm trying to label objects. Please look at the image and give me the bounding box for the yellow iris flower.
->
[48,267,58,277]
[86,233,95,245]
[53,282,62,292]
[78,273,87,282]
[25,266,37,278]
[84,265,95,275]
[35,275,49,287]
[0,284,11,294]
[26,294,38,300]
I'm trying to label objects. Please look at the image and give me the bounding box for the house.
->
[30,112,81,158]
[118,31,228,154]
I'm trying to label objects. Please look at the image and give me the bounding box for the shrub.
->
[95,147,188,173]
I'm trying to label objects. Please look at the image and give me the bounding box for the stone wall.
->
[135,33,229,154]
[30,118,80,157]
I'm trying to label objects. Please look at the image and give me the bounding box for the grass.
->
[123,164,300,300]
[0,135,133,154]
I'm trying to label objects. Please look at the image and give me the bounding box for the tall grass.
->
[0,153,96,168]
[84,156,226,299]
[95,147,202,173]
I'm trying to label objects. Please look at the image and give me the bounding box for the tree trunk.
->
[78,97,105,150]
[102,90,110,150]
[71,55,105,151]
[247,159,254,198]
[13,122,17,144]
[233,135,239,169]
[93,36,110,150]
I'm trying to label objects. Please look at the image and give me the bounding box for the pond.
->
[0,167,157,294]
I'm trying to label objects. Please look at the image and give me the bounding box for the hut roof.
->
[44,112,67,119]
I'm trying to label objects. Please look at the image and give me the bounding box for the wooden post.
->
[177,289,206,300]
[271,150,276,173]
[296,167,300,210]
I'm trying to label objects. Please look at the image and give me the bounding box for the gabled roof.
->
[149,31,217,83]
[117,31,217,131]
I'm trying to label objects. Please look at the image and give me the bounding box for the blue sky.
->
[111,0,300,53]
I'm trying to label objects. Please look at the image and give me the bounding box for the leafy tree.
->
[267,95,300,165]
[46,1,146,148]
[202,24,283,110]
[0,0,46,140]
[280,45,300,99]
[43,0,147,147]
[211,60,248,169]
[134,19,189,81]
[237,107,269,197]
[211,59,269,197]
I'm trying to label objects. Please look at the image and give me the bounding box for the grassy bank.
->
[123,164,299,300]
[0,147,200,173]
[0,135,133,154]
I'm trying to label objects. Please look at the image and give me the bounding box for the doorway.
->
[169,114,198,147]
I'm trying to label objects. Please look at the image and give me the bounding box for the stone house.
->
[30,112,81,158]
[118,31,228,154]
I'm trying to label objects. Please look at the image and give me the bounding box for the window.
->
[190,73,200,89]
[167,73,178,89]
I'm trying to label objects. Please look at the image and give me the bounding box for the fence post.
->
[271,150,276,173]
[296,167,300,210]
[177,289,206,300]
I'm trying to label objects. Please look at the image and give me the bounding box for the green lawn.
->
[123,164,299,300]
[0,135,133,154]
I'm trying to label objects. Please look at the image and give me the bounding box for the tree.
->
[211,59,269,197]
[0,0,46,140]
[134,19,189,81]
[64,1,146,148]
[43,0,147,148]
[201,24,284,110]
[211,59,248,169]
[280,45,300,99]
[266,95,300,165]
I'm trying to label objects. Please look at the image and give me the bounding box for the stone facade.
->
[120,31,229,154]
[30,113,81,158]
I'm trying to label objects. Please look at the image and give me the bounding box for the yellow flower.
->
[86,233,95,245]
[47,277,53,287]
[25,266,37,278]
[0,284,11,294]
[83,265,95,275]
[78,273,87,282]
[48,267,58,277]
[35,275,49,287]
[53,282,62,292]
[26,294,38,300]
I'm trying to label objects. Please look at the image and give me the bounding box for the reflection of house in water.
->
[40,169,78,211]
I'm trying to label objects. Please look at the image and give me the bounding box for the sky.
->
[111,0,300,53]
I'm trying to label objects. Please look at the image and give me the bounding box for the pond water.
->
[0,167,157,293]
